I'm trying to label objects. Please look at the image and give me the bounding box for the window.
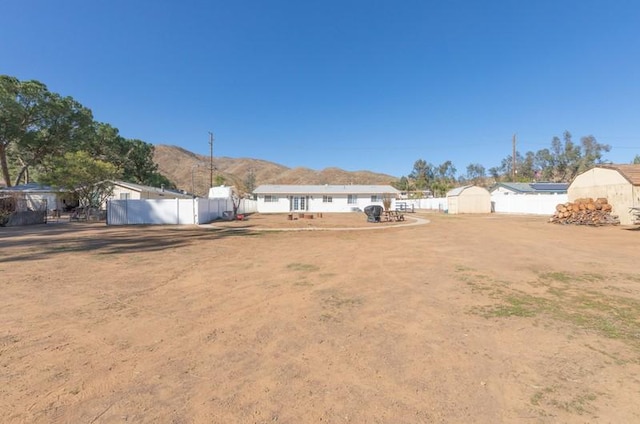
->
[323,195,332,203]
[371,195,381,202]
[264,195,278,203]
[120,193,130,200]
[347,194,357,204]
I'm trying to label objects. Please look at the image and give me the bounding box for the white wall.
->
[23,193,57,211]
[366,195,563,216]
[491,193,568,215]
[256,196,292,213]
[107,199,196,225]
[111,185,142,200]
[107,198,258,225]
[256,194,392,213]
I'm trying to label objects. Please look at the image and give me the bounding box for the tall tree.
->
[41,151,121,209]
[244,168,256,193]
[465,163,486,185]
[409,159,434,191]
[392,176,411,191]
[0,75,94,186]
[633,155,640,164]
[85,123,167,186]
[495,131,610,183]
[431,160,457,196]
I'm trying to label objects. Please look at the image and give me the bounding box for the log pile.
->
[549,198,620,226]
[631,207,640,225]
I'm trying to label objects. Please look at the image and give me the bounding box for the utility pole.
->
[512,133,517,181]
[208,131,214,188]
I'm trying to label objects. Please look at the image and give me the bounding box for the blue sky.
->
[2,0,639,177]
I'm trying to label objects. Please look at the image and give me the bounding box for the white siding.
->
[256,193,393,213]
[447,186,491,214]
[491,193,568,215]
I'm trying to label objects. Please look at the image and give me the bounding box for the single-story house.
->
[0,182,77,212]
[490,182,569,195]
[568,164,640,225]
[253,185,400,213]
[489,182,569,215]
[109,181,193,201]
[446,185,491,214]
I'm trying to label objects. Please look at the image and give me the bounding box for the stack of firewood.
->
[549,198,620,226]
[630,207,640,225]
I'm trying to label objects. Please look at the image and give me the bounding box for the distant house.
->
[109,181,193,202]
[253,185,400,213]
[0,182,77,212]
[568,164,640,225]
[446,186,491,214]
[489,182,569,215]
[490,182,569,195]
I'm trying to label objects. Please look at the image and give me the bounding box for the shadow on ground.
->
[0,223,260,263]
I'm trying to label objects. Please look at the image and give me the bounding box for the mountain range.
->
[153,145,399,197]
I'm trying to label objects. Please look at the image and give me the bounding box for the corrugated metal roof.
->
[491,183,535,193]
[114,180,192,198]
[530,182,569,192]
[597,164,640,186]
[253,185,400,195]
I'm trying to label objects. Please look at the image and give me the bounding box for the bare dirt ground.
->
[1,212,639,423]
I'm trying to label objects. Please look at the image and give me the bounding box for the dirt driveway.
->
[1,212,639,423]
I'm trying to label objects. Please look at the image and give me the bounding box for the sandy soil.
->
[1,212,639,423]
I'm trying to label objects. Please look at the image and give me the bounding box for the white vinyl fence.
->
[395,198,448,211]
[491,193,567,215]
[107,198,258,225]
[396,194,566,215]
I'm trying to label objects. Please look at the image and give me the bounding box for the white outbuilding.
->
[568,164,640,225]
[446,185,491,214]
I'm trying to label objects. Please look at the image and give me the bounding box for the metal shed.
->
[568,164,640,225]
[446,185,491,214]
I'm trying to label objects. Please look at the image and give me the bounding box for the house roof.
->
[0,182,62,193]
[596,164,640,186]
[490,182,569,194]
[253,185,400,195]
[446,185,472,197]
[114,180,192,198]
[447,185,492,197]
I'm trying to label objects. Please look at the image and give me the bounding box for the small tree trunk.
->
[13,165,28,186]
[0,143,12,187]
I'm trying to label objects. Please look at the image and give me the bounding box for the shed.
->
[568,164,640,225]
[446,185,491,214]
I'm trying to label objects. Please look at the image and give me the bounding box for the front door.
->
[292,196,306,211]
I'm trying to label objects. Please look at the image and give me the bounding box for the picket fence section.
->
[107,198,258,225]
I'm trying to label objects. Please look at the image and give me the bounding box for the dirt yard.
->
[1,212,639,423]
